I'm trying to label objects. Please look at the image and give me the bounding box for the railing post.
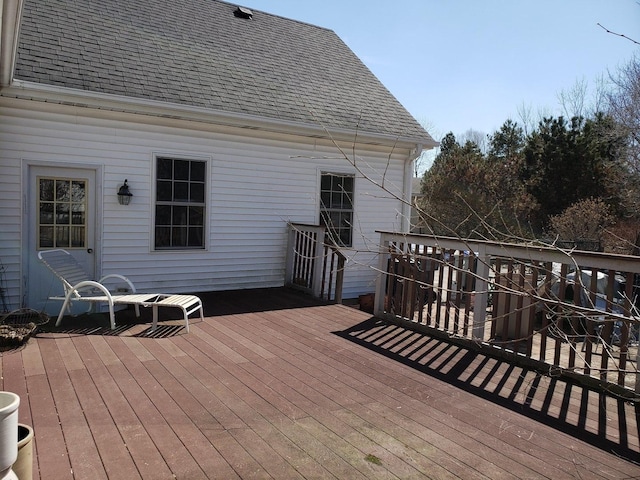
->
[472,244,489,340]
[284,223,296,286]
[310,228,325,298]
[334,255,344,304]
[374,232,391,316]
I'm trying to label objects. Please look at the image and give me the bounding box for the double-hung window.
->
[154,157,206,249]
[319,172,354,247]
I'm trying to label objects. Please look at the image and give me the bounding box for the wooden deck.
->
[1,288,639,479]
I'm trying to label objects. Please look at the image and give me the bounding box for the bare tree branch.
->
[597,23,640,45]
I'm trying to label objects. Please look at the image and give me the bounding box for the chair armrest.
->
[98,274,137,294]
[69,280,114,300]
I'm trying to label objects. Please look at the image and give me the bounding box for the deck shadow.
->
[197,287,327,316]
[334,317,640,464]
[33,309,187,338]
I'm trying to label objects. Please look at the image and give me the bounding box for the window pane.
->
[56,180,70,201]
[174,182,189,201]
[40,203,54,224]
[172,206,187,225]
[172,226,187,247]
[174,160,189,180]
[71,226,85,247]
[40,227,54,248]
[156,205,171,225]
[189,206,204,226]
[71,181,86,202]
[339,228,351,246]
[71,204,85,225]
[190,183,205,203]
[321,174,331,190]
[56,226,70,247]
[188,227,203,247]
[157,158,173,179]
[56,203,70,224]
[191,161,205,182]
[331,192,342,209]
[40,179,54,201]
[320,191,331,208]
[157,180,172,201]
[341,176,353,192]
[155,227,171,248]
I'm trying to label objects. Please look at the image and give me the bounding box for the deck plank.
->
[1,288,638,479]
[68,368,142,480]
[70,335,174,479]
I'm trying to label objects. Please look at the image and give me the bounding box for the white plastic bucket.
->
[0,392,20,480]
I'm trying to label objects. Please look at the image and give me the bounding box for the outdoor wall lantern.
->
[117,179,133,205]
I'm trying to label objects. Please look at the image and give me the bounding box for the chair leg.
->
[151,305,159,332]
[56,306,68,327]
[107,301,116,330]
[183,308,189,333]
[56,294,74,326]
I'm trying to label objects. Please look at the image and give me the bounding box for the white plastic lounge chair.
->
[38,249,202,332]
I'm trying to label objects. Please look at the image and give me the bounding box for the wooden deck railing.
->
[285,223,346,303]
[374,232,640,396]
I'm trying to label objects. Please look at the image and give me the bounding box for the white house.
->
[0,0,436,314]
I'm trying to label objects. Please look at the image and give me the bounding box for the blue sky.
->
[244,0,639,144]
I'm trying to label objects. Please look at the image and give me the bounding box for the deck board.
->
[1,288,639,479]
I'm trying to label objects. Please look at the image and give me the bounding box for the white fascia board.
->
[3,80,437,149]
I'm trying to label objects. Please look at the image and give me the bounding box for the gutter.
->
[2,80,439,149]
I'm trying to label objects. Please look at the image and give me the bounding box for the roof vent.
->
[234,6,253,19]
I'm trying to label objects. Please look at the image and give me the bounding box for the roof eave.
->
[3,80,438,149]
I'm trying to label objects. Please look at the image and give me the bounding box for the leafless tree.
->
[557,77,588,119]
[605,53,640,174]
[457,128,487,153]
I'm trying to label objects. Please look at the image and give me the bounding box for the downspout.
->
[401,144,423,232]
[0,0,23,87]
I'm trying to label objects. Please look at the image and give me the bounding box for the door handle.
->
[87,248,93,253]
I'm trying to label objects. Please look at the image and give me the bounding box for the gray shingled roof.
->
[14,0,434,144]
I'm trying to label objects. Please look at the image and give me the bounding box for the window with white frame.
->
[154,157,206,249]
[319,172,354,247]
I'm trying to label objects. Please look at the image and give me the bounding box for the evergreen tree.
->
[522,114,627,231]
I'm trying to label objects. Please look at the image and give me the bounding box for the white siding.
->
[0,100,411,308]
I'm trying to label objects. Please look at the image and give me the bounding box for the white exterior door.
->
[26,165,97,314]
